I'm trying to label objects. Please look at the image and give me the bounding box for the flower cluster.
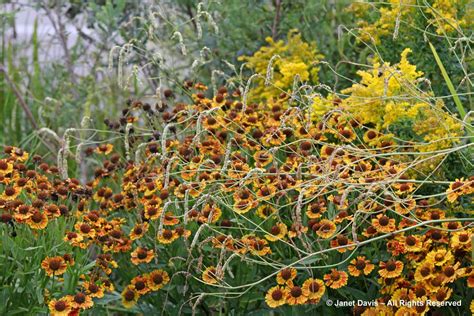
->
[0,54,472,315]
[347,0,472,43]
[238,29,323,101]
[265,268,326,307]
[121,269,169,308]
[312,48,464,172]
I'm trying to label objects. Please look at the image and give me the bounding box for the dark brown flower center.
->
[54,300,66,311]
[355,260,366,270]
[134,227,143,235]
[321,223,332,232]
[325,147,334,155]
[399,184,409,192]
[271,289,283,301]
[271,226,281,235]
[436,291,447,301]
[367,131,376,139]
[0,161,8,170]
[74,293,86,304]
[49,259,61,271]
[280,269,292,280]
[135,281,145,291]
[290,286,302,298]
[420,267,430,277]
[406,236,416,246]
[341,130,352,138]
[330,271,341,281]
[89,284,99,293]
[153,274,163,285]
[110,230,122,239]
[431,276,443,287]
[435,254,444,262]
[137,249,148,259]
[5,187,15,196]
[163,229,173,239]
[431,230,442,240]
[31,211,43,223]
[80,224,91,234]
[447,222,458,230]
[124,290,135,301]
[444,266,455,277]
[300,141,312,151]
[309,281,320,293]
[429,211,440,219]
[379,216,389,226]
[67,232,78,239]
[386,261,396,272]
[452,182,463,190]
[337,235,348,245]
[239,191,249,199]
[367,226,377,234]
[415,287,426,297]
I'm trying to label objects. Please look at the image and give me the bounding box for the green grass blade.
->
[428,41,466,119]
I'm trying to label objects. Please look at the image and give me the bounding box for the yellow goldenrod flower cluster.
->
[346,0,472,42]
[238,29,323,101]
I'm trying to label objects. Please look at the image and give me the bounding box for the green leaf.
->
[428,43,464,118]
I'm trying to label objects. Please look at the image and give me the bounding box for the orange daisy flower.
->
[0,159,13,176]
[324,269,348,289]
[330,234,355,253]
[198,203,222,224]
[348,256,375,277]
[313,219,337,239]
[372,214,396,233]
[265,223,288,242]
[95,144,114,155]
[48,297,72,316]
[414,261,435,283]
[202,266,220,284]
[425,249,453,266]
[276,268,297,285]
[305,201,327,219]
[144,206,161,220]
[26,210,48,230]
[147,269,170,291]
[41,256,68,277]
[253,150,273,167]
[83,281,105,298]
[131,275,150,295]
[378,260,404,279]
[286,285,307,305]
[129,222,149,240]
[451,231,472,249]
[302,278,325,301]
[446,178,466,203]
[265,285,287,308]
[1,186,20,201]
[131,247,154,265]
[163,212,180,226]
[157,229,179,244]
[69,292,93,310]
[404,235,423,252]
[256,204,277,219]
[121,286,139,309]
[391,288,415,304]
[430,286,452,302]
